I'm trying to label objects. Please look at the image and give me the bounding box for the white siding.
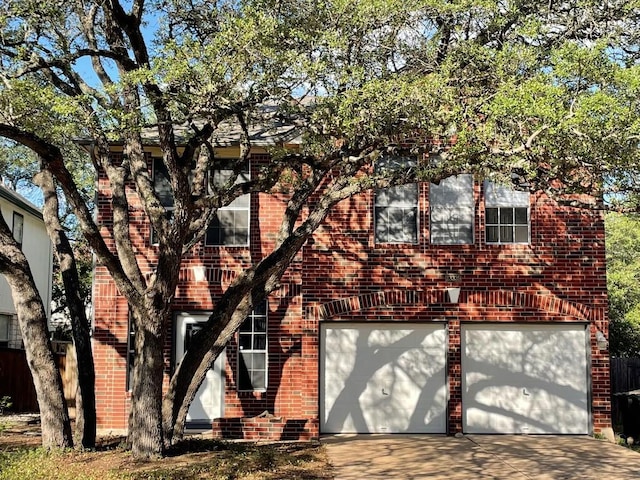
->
[0,191,52,321]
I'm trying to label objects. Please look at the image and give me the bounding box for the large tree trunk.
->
[162,293,252,445]
[128,307,166,458]
[35,168,96,448]
[0,215,73,449]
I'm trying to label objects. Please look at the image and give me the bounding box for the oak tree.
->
[1,0,639,457]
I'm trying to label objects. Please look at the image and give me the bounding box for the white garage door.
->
[462,323,589,434]
[321,323,447,434]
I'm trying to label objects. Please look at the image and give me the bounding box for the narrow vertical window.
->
[153,157,174,208]
[430,174,474,244]
[205,160,251,247]
[12,212,23,249]
[126,316,136,391]
[374,156,418,244]
[484,181,530,244]
[237,301,267,391]
[0,314,10,348]
[151,158,175,245]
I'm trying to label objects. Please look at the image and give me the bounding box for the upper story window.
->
[205,160,250,247]
[430,174,474,244]
[152,157,174,208]
[0,314,10,348]
[484,181,530,244]
[237,301,267,391]
[12,212,24,249]
[151,158,175,246]
[374,156,418,244]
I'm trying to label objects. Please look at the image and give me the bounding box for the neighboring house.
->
[92,135,610,439]
[0,185,53,349]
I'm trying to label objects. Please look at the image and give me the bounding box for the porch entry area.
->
[174,313,225,427]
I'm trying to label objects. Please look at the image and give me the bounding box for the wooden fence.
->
[0,343,78,415]
[56,343,78,418]
[610,357,640,430]
[0,347,39,412]
[610,357,640,394]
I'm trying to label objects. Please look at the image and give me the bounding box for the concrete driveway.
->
[322,434,640,479]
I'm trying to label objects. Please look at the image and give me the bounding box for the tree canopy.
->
[606,213,640,356]
[1,0,639,457]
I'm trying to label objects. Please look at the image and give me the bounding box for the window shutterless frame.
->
[374,155,419,245]
[12,212,24,249]
[484,181,530,245]
[0,314,10,348]
[236,301,268,392]
[150,157,175,246]
[205,160,251,247]
[430,174,474,245]
[485,206,530,244]
[126,313,135,391]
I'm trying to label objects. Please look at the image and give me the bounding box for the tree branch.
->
[0,123,142,303]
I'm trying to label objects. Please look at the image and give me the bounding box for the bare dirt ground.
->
[0,415,333,479]
[0,414,43,449]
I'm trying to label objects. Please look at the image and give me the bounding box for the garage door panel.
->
[324,329,360,354]
[321,323,447,434]
[462,324,589,434]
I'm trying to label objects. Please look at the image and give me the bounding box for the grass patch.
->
[0,448,109,480]
[0,438,332,480]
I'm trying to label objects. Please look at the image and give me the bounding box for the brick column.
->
[448,319,462,434]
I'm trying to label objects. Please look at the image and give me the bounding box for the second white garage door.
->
[462,323,589,434]
[321,323,447,434]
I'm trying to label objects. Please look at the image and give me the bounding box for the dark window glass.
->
[0,314,10,348]
[499,207,514,225]
[515,208,528,224]
[237,301,268,391]
[126,315,136,391]
[484,182,530,244]
[485,207,529,244]
[485,208,498,224]
[153,158,174,208]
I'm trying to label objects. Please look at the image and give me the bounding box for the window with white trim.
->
[430,174,474,244]
[153,157,174,208]
[126,314,135,391]
[374,156,418,244]
[237,301,267,391]
[0,314,10,348]
[205,160,250,247]
[12,212,24,249]
[484,181,530,244]
[151,157,174,245]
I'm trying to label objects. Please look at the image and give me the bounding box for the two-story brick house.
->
[92,139,610,439]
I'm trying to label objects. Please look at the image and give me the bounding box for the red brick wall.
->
[93,155,610,435]
[93,153,313,431]
[303,182,610,434]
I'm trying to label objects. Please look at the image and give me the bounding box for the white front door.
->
[175,313,225,425]
[462,323,589,434]
[320,323,447,434]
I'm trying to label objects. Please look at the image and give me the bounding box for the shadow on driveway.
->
[322,434,640,479]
